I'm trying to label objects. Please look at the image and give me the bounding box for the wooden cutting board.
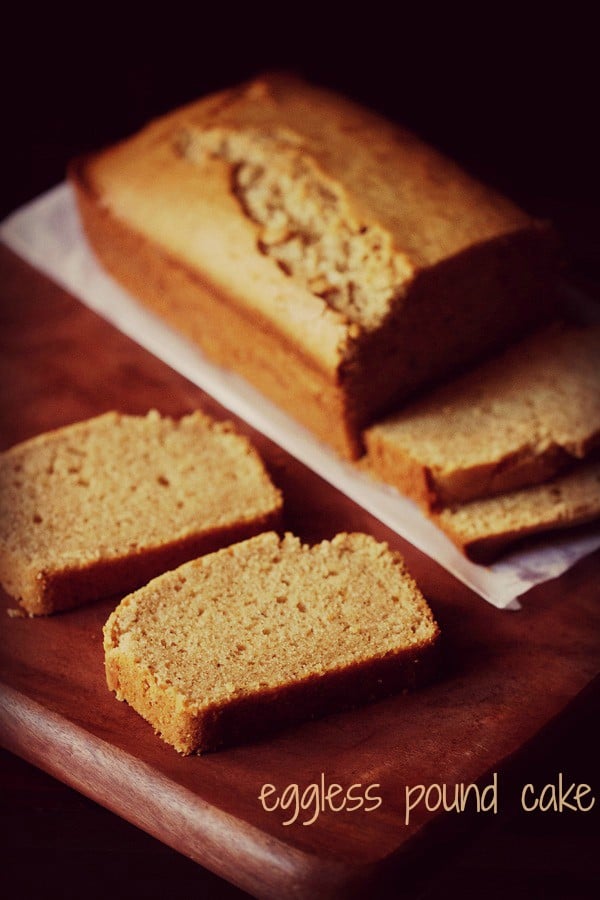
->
[1,246,599,899]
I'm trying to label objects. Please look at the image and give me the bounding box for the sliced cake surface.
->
[364,325,600,508]
[436,461,600,562]
[0,410,282,614]
[103,531,440,754]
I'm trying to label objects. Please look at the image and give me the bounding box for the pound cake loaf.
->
[364,325,600,509]
[103,531,440,754]
[70,73,558,458]
[436,461,600,562]
[0,411,282,615]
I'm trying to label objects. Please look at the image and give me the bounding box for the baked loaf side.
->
[364,325,600,509]
[70,74,558,458]
[435,461,600,562]
[103,531,440,754]
[0,411,282,615]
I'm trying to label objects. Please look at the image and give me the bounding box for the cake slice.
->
[0,410,282,615]
[103,532,440,754]
[435,461,600,562]
[364,325,600,509]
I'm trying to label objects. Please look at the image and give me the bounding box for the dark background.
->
[2,7,599,285]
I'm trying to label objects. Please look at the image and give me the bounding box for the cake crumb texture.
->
[436,461,600,562]
[364,325,600,507]
[0,411,282,615]
[103,531,440,754]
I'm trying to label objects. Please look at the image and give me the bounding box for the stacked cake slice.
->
[364,325,600,561]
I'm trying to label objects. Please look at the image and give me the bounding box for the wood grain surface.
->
[1,245,599,899]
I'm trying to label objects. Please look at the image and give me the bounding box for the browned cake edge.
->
[69,153,559,461]
[347,224,560,434]
[363,321,600,511]
[69,158,363,458]
[4,509,283,616]
[363,425,587,512]
[434,475,600,564]
[103,536,441,754]
[360,435,439,510]
[104,632,440,755]
[437,511,600,564]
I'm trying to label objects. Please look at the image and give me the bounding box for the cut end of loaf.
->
[364,324,600,510]
[103,531,440,754]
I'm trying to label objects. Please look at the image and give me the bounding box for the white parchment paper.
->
[2,183,599,610]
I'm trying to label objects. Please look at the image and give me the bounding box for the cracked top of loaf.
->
[77,74,543,374]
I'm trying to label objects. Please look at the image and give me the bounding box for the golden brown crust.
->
[361,432,437,510]
[105,632,440,754]
[69,73,559,460]
[4,511,282,616]
[70,166,361,456]
[105,72,538,269]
